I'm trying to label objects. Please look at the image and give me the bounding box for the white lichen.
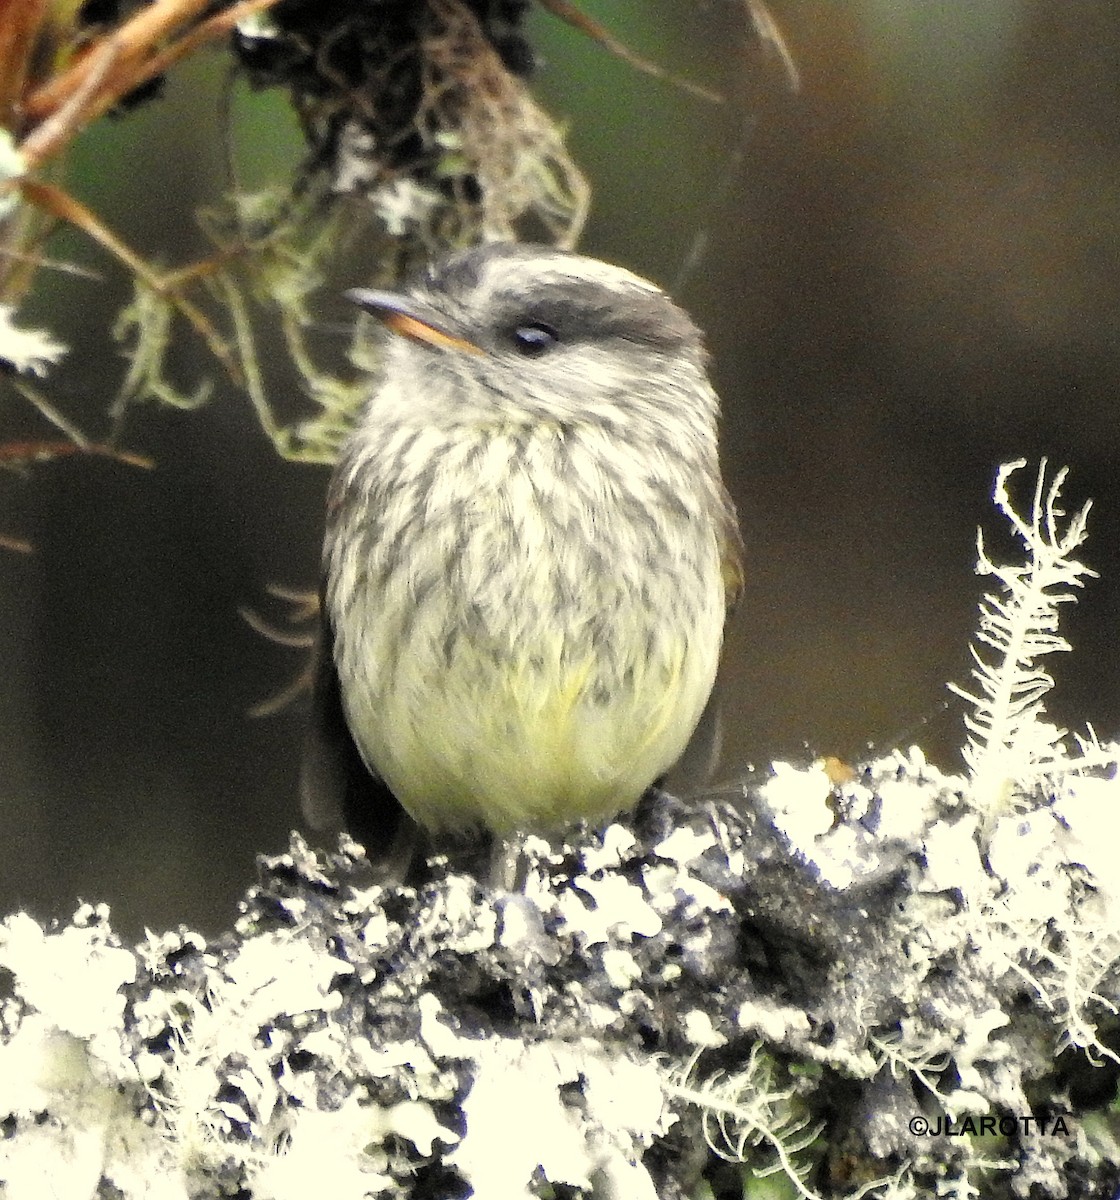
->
[0,303,67,376]
[948,459,1106,829]
[667,1045,828,1200]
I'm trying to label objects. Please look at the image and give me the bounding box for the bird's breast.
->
[368,426,714,648]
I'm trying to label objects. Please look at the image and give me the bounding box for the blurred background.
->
[1,0,1119,936]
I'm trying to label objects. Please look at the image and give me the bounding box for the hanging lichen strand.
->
[234,0,589,255]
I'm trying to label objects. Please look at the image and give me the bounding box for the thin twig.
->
[22,0,214,123]
[11,378,92,447]
[0,247,102,280]
[744,0,801,93]
[0,438,153,468]
[21,179,243,385]
[19,35,122,171]
[537,0,724,104]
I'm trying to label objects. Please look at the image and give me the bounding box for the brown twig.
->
[18,32,122,170]
[20,179,244,385]
[0,439,153,468]
[22,0,214,125]
[0,0,50,121]
[20,0,282,166]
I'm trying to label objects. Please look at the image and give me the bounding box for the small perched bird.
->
[302,242,742,871]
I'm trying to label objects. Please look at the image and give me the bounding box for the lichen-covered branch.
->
[2,744,1120,1199]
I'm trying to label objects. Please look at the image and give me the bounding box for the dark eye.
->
[511,322,559,356]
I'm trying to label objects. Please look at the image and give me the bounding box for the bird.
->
[301,241,742,876]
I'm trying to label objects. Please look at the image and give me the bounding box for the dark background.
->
[2,0,1118,935]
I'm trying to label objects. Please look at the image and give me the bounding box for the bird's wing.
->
[300,602,417,869]
[718,482,745,615]
[663,484,743,794]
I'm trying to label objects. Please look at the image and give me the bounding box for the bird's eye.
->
[511,322,559,356]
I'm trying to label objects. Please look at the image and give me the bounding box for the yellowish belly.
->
[343,617,722,836]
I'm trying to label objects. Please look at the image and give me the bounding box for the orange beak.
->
[345,288,484,355]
